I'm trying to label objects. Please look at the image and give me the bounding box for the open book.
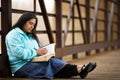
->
[32,43,55,62]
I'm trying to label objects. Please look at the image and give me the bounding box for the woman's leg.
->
[14,57,67,79]
[14,57,96,79]
[54,64,78,78]
[54,62,97,79]
[14,62,49,78]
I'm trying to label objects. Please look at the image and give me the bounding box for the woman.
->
[5,12,96,79]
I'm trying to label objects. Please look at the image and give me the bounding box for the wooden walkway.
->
[0,49,120,80]
[69,49,120,80]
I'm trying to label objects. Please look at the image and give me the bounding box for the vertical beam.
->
[55,0,62,48]
[0,0,12,77]
[107,1,115,41]
[63,0,74,47]
[104,0,108,41]
[72,3,75,47]
[90,0,99,43]
[1,0,12,55]
[72,2,78,59]
[118,1,120,40]
[33,0,36,12]
[117,0,120,48]
[104,0,109,51]
[85,0,91,56]
[85,0,90,43]
[38,0,54,43]
[76,0,87,44]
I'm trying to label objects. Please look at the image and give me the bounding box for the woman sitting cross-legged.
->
[5,12,97,79]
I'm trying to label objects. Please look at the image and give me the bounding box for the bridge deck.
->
[70,49,120,80]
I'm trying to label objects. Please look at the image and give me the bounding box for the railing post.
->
[0,0,12,77]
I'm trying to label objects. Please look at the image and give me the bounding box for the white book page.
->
[42,43,55,56]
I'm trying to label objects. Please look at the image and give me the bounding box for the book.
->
[32,43,55,62]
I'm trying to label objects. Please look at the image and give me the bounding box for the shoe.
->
[78,62,97,79]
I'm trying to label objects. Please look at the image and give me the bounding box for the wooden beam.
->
[38,0,54,43]
[103,0,109,51]
[33,0,36,12]
[85,0,91,55]
[1,0,12,55]
[76,0,87,43]
[117,0,120,48]
[90,0,99,43]
[55,0,62,48]
[85,0,90,43]
[0,0,12,77]
[118,9,120,40]
[104,0,108,41]
[56,40,120,58]
[107,1,115,41]
[72,2,78,59]
[63,0,74,46]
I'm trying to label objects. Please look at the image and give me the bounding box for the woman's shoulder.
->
[6,27,22,39]
[7,27,24,35]
[6,28,16,36]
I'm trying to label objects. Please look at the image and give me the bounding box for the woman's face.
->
[23,18,36,33]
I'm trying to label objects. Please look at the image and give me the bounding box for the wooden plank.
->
[56,40,120,57]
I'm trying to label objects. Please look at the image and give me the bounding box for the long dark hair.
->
[12,12,39,43]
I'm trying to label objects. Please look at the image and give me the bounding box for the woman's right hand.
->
[36,48,48,56]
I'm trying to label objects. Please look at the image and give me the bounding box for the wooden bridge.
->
[0,49,120,80]
[0,0,120,80]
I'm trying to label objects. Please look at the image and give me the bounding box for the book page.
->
[32,43,55,62]
[42,43,55,56]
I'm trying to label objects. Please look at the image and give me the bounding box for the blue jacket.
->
[5,27,39,73]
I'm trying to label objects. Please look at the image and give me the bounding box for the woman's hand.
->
[36,48,48,56]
